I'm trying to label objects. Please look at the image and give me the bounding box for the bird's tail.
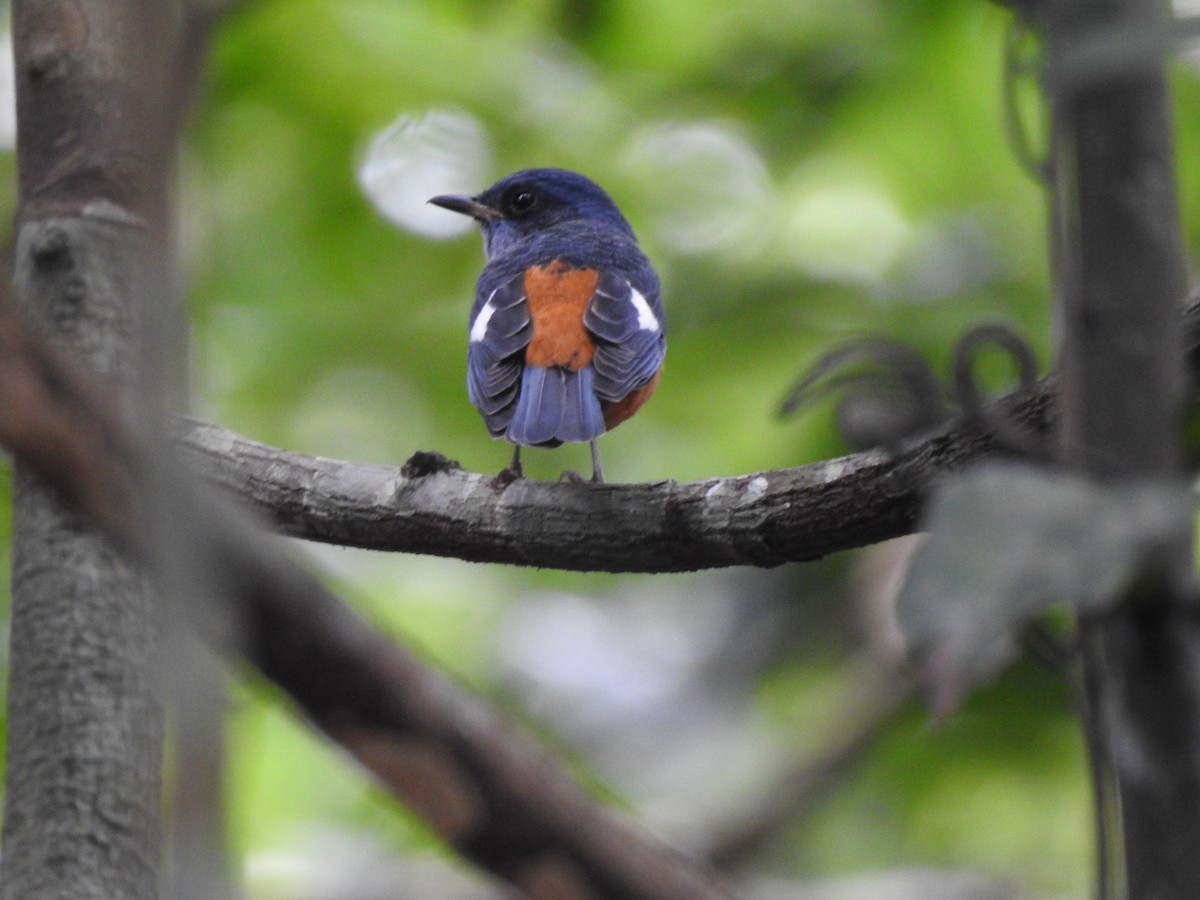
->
[506,365,605,447]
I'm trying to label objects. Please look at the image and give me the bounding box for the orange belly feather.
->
[601,370,660,430]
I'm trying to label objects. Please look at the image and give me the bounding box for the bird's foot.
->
[490,461,523,490]
[490,446,524,490]
[557,468,606,484]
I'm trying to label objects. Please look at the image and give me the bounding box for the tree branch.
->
[174,379,1055,573]
[174,281,1200,574]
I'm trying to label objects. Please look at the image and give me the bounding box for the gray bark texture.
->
[2,1,177,897]
[1037,0,1198,895]
[4,209,165,900]
[175,379,1054,573]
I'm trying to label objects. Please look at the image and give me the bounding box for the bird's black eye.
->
[507,189,537,215]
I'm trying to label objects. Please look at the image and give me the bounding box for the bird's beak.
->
[427,194,502,222]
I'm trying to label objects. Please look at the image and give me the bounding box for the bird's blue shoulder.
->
[476,221,658,301]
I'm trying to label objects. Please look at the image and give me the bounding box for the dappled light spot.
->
[514,45,622,143]
[0,30,13,150]
[289,365,431,462]
[497,587,738,723]
[888,211,1002,302]
[358,109,491,239]
[1180,0,1200,70]
[623,121,771,256]
[244,831,496,899]
[781,159,911,289]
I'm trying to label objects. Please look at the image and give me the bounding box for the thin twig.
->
[706,659,915,870]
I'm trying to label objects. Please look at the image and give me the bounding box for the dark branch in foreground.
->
[176,380,1054,573]
[0,309,739,900]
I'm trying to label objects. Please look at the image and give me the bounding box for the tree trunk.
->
[2,2,178,896]
[1040,0,1199,895]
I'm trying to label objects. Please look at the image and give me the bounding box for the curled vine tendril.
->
[1003,16,1052,184]
[781,322,1048,458]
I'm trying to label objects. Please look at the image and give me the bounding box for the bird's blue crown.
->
[473,168,637,260]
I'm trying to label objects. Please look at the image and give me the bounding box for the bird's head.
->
[429,168,635,259]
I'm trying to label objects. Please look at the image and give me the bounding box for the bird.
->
[429,168,665,484]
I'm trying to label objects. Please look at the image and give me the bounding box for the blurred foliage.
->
[187,0,1071,481]
[1,0,1199,897]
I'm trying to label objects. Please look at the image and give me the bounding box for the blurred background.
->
[2,0,1200,897]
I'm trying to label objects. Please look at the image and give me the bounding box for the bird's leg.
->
[491,445,523,489]
[589,439,605,484]
[557,440,604,484]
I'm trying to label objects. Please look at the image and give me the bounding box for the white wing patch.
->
[629,287,660,332]
[470,291,498,343]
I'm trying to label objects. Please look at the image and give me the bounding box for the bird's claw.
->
[490,462,523,490]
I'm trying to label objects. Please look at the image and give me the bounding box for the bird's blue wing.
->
[583,270,667,402]
[467,273,532,437]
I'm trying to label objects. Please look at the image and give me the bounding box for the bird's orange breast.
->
[523,261,598,371]
[601,370,661,430]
